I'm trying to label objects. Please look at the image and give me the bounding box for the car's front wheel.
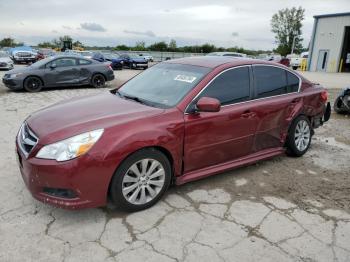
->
[286,115,312,157]
[91,74,106,88]
[24,76,43,92]
[109,148,171,211]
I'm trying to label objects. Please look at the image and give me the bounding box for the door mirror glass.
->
[196,97,221,112]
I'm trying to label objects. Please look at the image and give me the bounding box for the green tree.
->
[148,41,168,51]
[38,41,55,48]
[115,44,129,51]
[0,37,17,47]
[133,41,146,51]
[271,7,305,56]
[168,39,177,51]
[73,40,83,48]
[201,43,215,53]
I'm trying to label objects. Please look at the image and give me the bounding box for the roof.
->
[314,12,350,19]
[165,56,272,69]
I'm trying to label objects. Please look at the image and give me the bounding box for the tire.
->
[292,66,298,70]
[334,96,350,114]
[23,76,43,92]
[91,74,106,88]
[109,148,172,212]
[286,115,312,157]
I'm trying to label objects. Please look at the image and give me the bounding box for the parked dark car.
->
[36,48,56,61]
[279,58,290,67]
[16,57,330,211]
[119,54,148,69]
[2,56,114,92]
[103,53,124,70]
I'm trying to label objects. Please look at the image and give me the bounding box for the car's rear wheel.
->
[109,148,171,212]
[286,115,312,157]
[91,74,106,88]
[24,76,43,92]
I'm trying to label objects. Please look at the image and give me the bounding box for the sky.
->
[0,0,349,50]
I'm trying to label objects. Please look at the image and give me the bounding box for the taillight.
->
[107,64,112,70]
[320,90,328,103]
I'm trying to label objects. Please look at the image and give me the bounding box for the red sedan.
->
[16,57,330,211]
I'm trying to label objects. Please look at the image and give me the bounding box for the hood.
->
[0,57,12,63]
[6,66,33,74]
[26,92,164,144]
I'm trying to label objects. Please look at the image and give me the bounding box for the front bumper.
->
[13,57,36,63]
[0,63,13,70]
[2,77,23,90]
[16,141,114,209]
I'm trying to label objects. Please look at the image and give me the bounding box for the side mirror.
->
[50,63,57,69]
[196,97,221,112]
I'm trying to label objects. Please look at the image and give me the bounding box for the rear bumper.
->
[106,71,115,81]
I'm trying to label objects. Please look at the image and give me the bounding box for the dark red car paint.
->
[17,57,328,209]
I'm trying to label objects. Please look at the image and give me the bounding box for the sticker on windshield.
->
[174,75,197,83]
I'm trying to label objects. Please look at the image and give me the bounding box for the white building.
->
[308,12,350,73]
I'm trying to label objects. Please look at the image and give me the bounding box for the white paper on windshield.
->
[174,75,197,83]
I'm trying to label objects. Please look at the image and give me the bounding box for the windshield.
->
[0,52,9,58]
[30,56,55,67]
[118,63,210,108]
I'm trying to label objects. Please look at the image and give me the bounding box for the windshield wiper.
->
[123,94,148,105]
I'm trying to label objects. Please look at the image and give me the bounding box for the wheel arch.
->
[106,145,175,198]
[23,75,45,87]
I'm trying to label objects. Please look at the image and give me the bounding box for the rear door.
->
[44,58,80,86]
[251,65,301,151]
[184,66,258,172]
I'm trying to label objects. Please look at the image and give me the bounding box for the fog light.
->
[43,187,77,199]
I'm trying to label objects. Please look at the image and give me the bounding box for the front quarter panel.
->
[98,109,185,193]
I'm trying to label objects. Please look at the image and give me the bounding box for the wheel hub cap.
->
[294,120,310,151]
[122,159,165,205]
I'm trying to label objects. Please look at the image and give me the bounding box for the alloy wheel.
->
[122,159,165,205]
[294,119,310,151]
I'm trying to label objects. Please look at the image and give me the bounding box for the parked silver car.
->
[0,51,14,70]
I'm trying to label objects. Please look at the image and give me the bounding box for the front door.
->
[183,66,258,173]
[316,50,329,72]
[44,58,80,86]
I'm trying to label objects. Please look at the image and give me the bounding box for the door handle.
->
[291,98,301,104]
[241,110,256,118]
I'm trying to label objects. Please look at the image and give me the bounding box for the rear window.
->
[79,59,92,65]
[286,71,300,92]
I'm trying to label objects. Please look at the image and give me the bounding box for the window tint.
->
[49,58,77,68]
[198,67,250,105]
[79,59,92,65]
[254,66,287,98]
[286,71,299,93]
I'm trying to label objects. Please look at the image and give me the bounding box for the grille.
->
[16,52,32,57]
[17,123,38,157]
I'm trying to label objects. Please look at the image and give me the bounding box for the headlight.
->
[9,73,23,78]
[36,129,104,161]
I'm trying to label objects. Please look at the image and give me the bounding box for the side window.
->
[286,71,300,93]
[79,59,92,65]
[198,67,250,105]
[54,58,77,68]
[254,66,287,98]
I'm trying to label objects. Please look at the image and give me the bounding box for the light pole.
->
[291,30,298,55]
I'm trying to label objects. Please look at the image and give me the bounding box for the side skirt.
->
[176,147,285,185]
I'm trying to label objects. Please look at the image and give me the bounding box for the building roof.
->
[314,12,350,19]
